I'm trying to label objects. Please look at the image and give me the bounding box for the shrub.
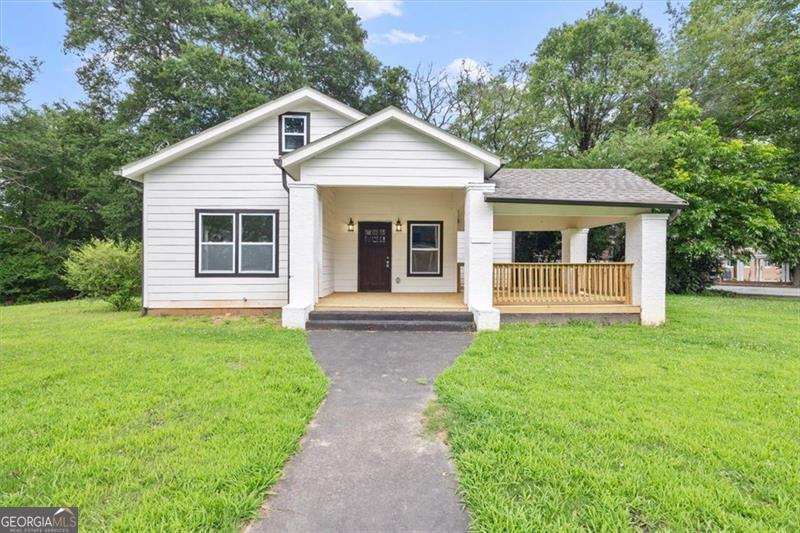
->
[63,239,142,310]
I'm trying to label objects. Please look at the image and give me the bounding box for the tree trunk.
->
[793,264,800,287]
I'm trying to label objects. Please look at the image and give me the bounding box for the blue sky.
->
[0,0,679,108]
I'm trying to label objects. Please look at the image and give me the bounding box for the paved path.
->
[712,284,800,298]
[249,331,473,533]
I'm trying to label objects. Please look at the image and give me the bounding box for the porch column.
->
[625,213,669,325]
[560,228,589,263]
[464,183,500,331]
[282,183,319,329]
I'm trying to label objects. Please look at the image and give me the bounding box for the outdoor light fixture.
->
[347,218,355,232]
[395,218,402,232]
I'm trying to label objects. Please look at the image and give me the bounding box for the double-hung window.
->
[196,210,278,277]
[407,221,443,277]
[279,112,309,153]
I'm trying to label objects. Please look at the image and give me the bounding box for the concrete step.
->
[306,319,475,332]
[308,310,474,322]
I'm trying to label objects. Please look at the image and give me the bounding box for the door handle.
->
[385,256,390,269]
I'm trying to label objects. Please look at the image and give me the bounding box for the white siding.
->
[457,231,514,263]
[326,187,463,293]
[300,123,484,187]
[143,103,354,309]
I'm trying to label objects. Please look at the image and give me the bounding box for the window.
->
[408,221,443,276]
[279,112,309,153]
[196,210,278,277]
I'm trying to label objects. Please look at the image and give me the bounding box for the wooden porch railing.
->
[458,262,633,305]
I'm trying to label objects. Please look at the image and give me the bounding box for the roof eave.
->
[485,197,689,210]
[280,107,503,176]
[116,87,366,180]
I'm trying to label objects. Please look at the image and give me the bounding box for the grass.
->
[0,300,328,531]
[435,295,800,531]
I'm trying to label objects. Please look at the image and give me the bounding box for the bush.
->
[63,239,142,310]
[0,232,72,304]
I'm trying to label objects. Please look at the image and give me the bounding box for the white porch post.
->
[464,183,500,331]
[560,228,589,263]
[625,213,669,325]
[282,183,319,329]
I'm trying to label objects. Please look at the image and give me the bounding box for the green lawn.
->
[0,300,327,531]
[435,296,800,531]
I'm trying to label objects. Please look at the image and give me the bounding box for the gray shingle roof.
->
[488,168,687,208]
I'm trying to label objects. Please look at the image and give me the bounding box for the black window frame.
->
[195,209,279,278]
[407,220,444,277]
[278,112,310,154]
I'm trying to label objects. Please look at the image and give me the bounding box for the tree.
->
[449,61,549,164]
[0,46,40,115]
[0,104,140,303]
[361,66,410,114]
[669,0,800,175]
[586,90,800,292]
[57,0,382,144]
[405,63,457,128]
[529,2,662,153]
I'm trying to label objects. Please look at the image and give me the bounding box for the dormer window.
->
[279,112,309,153]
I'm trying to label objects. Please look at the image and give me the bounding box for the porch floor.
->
[316,292,467,312]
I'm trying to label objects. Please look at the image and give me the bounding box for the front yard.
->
[0,301,327,531]
[1,296,797,531]
[435,295,800,531]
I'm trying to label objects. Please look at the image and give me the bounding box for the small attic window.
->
[279,112,309,153]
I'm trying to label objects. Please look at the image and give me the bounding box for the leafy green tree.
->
[449,61,549,164]
[362,66,410,114]
[669,0,800,174]
[57,0,381,144]
[0,104,140,303]
[0,46,40,114]
[529,2,662,153]
[586,90,800,291]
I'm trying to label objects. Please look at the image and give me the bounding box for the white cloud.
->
[372,29,426,45]
[444,58,491,82]
[347,0,402,20]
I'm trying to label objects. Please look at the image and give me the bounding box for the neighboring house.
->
[117,87,687,330]
[721,252,793,283]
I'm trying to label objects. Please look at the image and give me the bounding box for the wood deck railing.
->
[458,262,633,305]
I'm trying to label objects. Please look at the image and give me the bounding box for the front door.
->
[358,222,392,292]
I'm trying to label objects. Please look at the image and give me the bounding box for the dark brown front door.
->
[358,222,392,292]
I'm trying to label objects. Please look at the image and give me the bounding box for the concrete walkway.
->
[248,331,473,533]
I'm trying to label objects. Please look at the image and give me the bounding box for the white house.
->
[117,87,687,331]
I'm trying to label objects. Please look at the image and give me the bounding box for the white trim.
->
[117,87,364,181]
[238,212,277,274]
[408,222,441,275]
[199,213,235,274]
[280,107,503,179]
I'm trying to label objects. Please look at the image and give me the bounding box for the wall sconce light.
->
[347,218,355,232]
[395,218,402,232]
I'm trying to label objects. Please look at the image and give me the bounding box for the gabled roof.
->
[279,106,503,179]
[116,87,365,181]
[488,168,687,209]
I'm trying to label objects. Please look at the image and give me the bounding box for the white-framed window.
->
[199,213,235,274]
[196,210,279,277]
[238,213,276,274]
[279,112,309,153]
[408,221,443,276]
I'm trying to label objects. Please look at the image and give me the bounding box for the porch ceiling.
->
[492,202,649,230]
